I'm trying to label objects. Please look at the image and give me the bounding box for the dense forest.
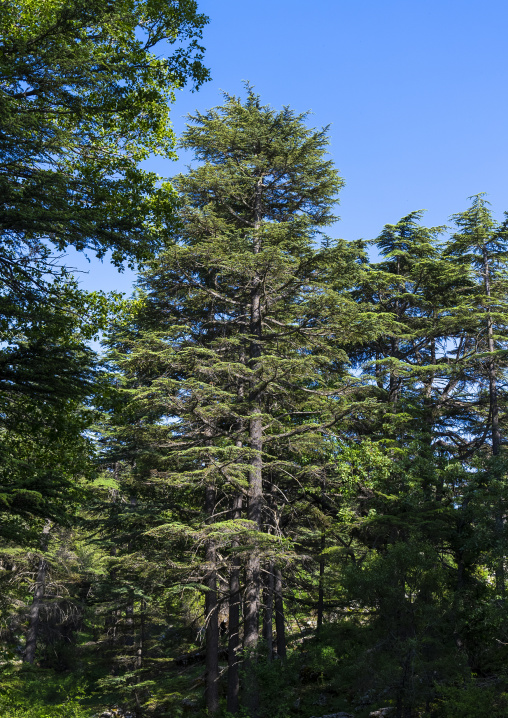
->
[2,2,508,718]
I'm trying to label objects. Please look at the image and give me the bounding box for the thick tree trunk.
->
[242,174,265,716]
[274,568,286,659]
[243,416,263,718]
[243,408,263,715]
[23,520,51,664]
[23,558,47,664]
[244,409,263,649]
[245,179,264,650]
[262,562,274,659]
[227,494,243,714]
[205,485,219,715]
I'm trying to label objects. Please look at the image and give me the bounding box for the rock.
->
[369,709,394,718]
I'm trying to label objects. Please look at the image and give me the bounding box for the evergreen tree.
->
[104,87,382,714]
[335,210,488,715]
[446,194,508,594]
[0,280,99,546]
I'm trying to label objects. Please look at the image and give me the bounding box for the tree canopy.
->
[0,0,209,277]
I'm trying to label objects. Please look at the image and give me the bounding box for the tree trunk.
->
[317,471,326,635]
[227,493,243,714]
[244,177,264,650]
[23,520,52,664]
[274,567,286,659]
[245,381,263,645]
[243,407,263,715]
[242,174,265,716]
[389,338,400,406]
[205,485,219,715]
[262,562,274,659]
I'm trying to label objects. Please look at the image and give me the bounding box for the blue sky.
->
[71,0,508,294]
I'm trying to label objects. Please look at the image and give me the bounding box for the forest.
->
[2,2,508,717]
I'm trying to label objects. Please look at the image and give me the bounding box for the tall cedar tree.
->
[105,88,383,714]
[343,213,475,712]
[338,203,508,714]
[446,194,508,593]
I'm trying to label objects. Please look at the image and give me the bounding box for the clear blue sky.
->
[71,0,508,294]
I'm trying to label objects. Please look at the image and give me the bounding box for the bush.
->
[434,682,508,718]
[0,666,94,718]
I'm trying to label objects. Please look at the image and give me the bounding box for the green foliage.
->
[435,681,508,718]
[0,0,210,547]
[0,667,92,717]
[0,287,98,544]
[4,53,508,716]
[0,0,209,271]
